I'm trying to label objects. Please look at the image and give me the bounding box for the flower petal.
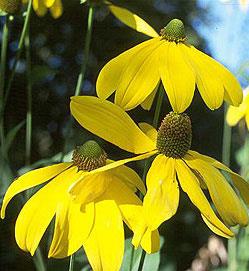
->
[15,167,79,255]
[159,42,196,113]
[143,155,179,230]
[108,4,158,38]
[107,160,146,195]
[70,96,155,154]
[189,150,249,207]
[49,0,63,19]
[69,151,157,198]
[96,39,157,100]
[184,46,228,110]
[44,0,55,8]
[140,228,160,254]
[226,105,246,126]
[83,200,124,271]
[185,153,248,227]
[138,122,157,144]
[33,0,47,16]
[114,38,161,110]
[69,172,110,205]
[175,159,234,238]
[1,163,72,219]
[141,84,158,110]
[49,202,94,258]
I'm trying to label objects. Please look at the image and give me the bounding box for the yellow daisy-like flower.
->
[71,96,249,250]
[96,18,242,112]
[1,140,159,271]
[22,0,63,18]
[226,87,249,129]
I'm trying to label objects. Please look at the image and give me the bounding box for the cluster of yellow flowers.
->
[1,1,249,271]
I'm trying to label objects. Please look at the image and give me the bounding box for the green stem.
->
[153,84,164,128]
[0,15,9,160]
[33,248,46,271]
[137,250,146,271]
[222,104,232,166]
[1,0,33,117]
[74,4,94,96]
[222,103,236,269]
[61,4,94,157]
[69,254,75,271]
[24,24,32,166]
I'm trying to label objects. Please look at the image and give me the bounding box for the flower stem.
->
[33,248,46,271]
[137,250,146,271]
[0,15,10,159]
[1,0,33,117]
[69,254,75,271]
[222,103,237,269]
[24,24,32,166]
[222,104,232,166]
[153,83,164,128]
[74,4,94,96]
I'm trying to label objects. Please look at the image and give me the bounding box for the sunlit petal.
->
[108,4,158,38]
[176,159,234,238]
[144,155,179,230]
[70,96,155,154]
[83,200,124,271]
[1,163,72,219]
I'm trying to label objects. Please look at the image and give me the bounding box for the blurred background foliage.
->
[0,0,249,270]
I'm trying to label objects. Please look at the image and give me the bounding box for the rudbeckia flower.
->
[227,87,249,129]
[71,96,249,250]
[22,0,63,18]
[96,18,242,112]
[1,140,159,271]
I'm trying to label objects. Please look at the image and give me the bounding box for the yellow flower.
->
[96,18,242,112]
[1,140,159,270]
[227,87,249,129]
[71,96,249,250]
[22,0,63,18]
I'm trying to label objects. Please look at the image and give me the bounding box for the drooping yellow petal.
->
[49,202,94,258]
[189,150,249,207]
[226,105,246,126]
[15,167,81,255]
[96,38,157,100]
[159,42,196,113]
[175,159,234,238]
[185,153,248,227]
[108,4,158,38]
[138,122,157,144]
[140,228,160,254]
[33,0,47,16]
[69,172,110,205]
[69,151,157,197]
[184,45,240,110]
[49,0,63,18]
[44,0,55,8]
[70,96,155,154]
[83,200,124,271]
[141,84,158,110]
[114,38,161,111]
[107,161,146,195]
[143,155,179,230]
[1,163,72,219]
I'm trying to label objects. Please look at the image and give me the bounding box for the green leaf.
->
[4,120,25,154]
[121,236,164,271]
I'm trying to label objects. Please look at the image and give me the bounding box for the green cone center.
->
[160,18,186,43]
[72,140,107,171]
[156,112,192,158]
